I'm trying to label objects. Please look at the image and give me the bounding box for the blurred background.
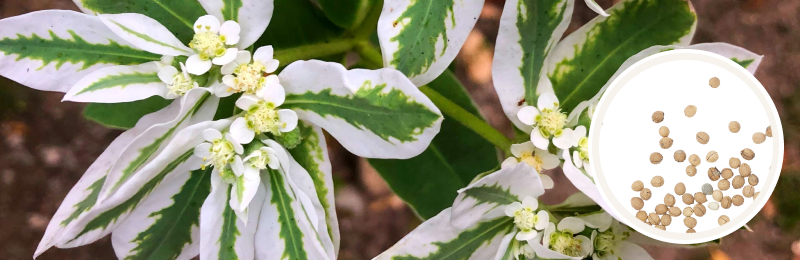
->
[2,0,800,259]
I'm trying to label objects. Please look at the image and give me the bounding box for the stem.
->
[354,41,384,68]
[419,85,512,153]
[272,38,360,67]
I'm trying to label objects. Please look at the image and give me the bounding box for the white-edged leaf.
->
[200,173,265,260]
[451,163,544,229]
[492,0,574,130]
[98,13,193,56]
[377,0,484,86]
[0,10,161,93]
[64,61,167,103]
[279,60,443,159]
[199,0,274,49]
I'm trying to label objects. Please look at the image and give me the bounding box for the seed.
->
[684,105,698,117]
[687,228,696,233]
[649,212,661,225]
[721,168,734,179]
[652,111,664,123]
[741,148,755,160]
[660,137,673,149]
[739,163,751,177]
[684,216,697,228]
[754,192,760,199]
[732,175,745,189]
[682,193,694,204]
[665,193,676,207]
[674,150,687,162]
[645,218,653,226]
[631,197,644,210]
[694,203,706,217]
[706,151,719,162]
[730,157,741,169]
[709,201,720,210]
[729,121,741,133]
[718,179,730,190]
[636,210,648,222]
[732,195,744,206]
[683,207,694,217]
[708,167,721,181]
[661,215,672,226]
[719,215,730,225]
[686,165,697,176]
[669,206,681,216]
[743,185,755,198]
[640,188,652,200]
[709,77,721,88]
[631,180,644,191]
[766,126,772,137]
[675,182,686,195]
[696,132,710,144]
[690,156,702,167]
[753,132,766,144]
[651,176,664,187]
[659,126,670,137]
[656,204,668,215]
[694,192,708,204]
[721,196,732,209]
[650,152,663,164]
[748,174,759,186]
[702,183,713,195]
[655,225,666,230]
[713,190,723,202]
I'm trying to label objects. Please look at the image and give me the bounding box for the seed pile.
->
[629,76,772,233]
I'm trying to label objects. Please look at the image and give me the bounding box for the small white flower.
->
[509,240,536,260]
[217,46,280,96]
[157,62,198,98]
[193,128,246,173]
[186,15,241,75]
[228,140,281,224]
[569,126,589,169]
[229,82,298,143]
[542,217,592,258]
[504,196,549,241]
[516,92,571,150]
[501,141,559,189]
[590,219,651,260]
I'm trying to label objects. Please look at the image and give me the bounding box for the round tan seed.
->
[631,180,644,191]
[754,192,760,199]
[650,152,663,164]
[669,206,681,217]
[729,121,741,133]
[665,193,676,207]
[659,126,670,137]
[721,196,732,209]
[706,151,719,162]
[749,174,759,186]
[674,150,686,162]
[661,215,672,226]
[684,105,697,117]
[730,157,741,169]
[766,126,772,137]
[660,137,673,149]
[675,182,686,195]
[719,215,730,225]
[651,176,664,187]
[713,190,723,202]
[718,179,730,190]
[631,197,644,210]
[682,193,694,205]
[640,188,652,200]
[636,210,648,222]
[655,225,666,230]
[645,218,653,226]
[694,204,706,217]
[741,148,755,160]
[753,132,766,144]
[655,204,668,215]
[683,207,693,217]
[696,132,710,144]
[709,201,720,210]
[694,192,708,204]
[684,216,697,228]
[686,165,697,176]
[733,195,744,206]
[709,77,721,88]
[739,163,751,177]
[743,185,755,198]
[689,154,701,166]
[649,212,661,225]
[652,111,664,123]
[732,175,745,189]
[721,168,734,179]
[687,228,696,233]
[708,167,721,181]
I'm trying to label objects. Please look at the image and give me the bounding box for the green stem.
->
[419,85,512,153]
[354,41,384,68]
[272,38,360,67]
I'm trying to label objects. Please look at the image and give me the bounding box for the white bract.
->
[517,92,573,150]
[186,15,240,75]
[505,196,549,241]
[502,141,559,189]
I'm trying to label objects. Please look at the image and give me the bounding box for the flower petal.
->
[235,94,260,110]
[541,174,554,189]
[277,109,298,132]
[234,50,252,65]
[572,151,583,168]
[219,21,241,45]
[267,153,280,169]
[584,0,610,17]
[230,117,255,144]
[225,133,244,153]
[500,157,518,169]
[212,48,239,65]
[222,74,236,87]
[158,66,178,84]
[258,76,285,106]
[264,59,280,73]
[537,92,559,111]
[203,128,223,141]
[516,106,539,126]
[253,45,274,64]
[530,128,549,149]
[504,202,523,217]
[573,126,587,142]
[194,15,220,33]
[576,235,593,257]
[186,54,213,75]
[522,196,538,210]
[557,217,585,234]
[510,141,535,158]
[540,151,560,170]
[194,143,212,158]
[535,211,549,230]
[553,128,574,149]
[515,230,537,241]
[231,156,244,176]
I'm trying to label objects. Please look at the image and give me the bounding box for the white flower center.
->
[167,73,195,97]
[519,152,543,173]
[231,63,267,94]
[513,207,539,232]
[549,231,583,257]
[245,102,281,135]
[205,138,236,169]
[535,108,567,138]
[190,31,226,60]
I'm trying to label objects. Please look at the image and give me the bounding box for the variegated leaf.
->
[451,163,544,229]
[279,60,443,159]
[73,0,208,43]
[375,208,514,260]
[377,0,484,86]
[99,13,193,56]
[492,0,574,130]
[200,173,266,260]
[561,150,618,221]
[0,10,161,93]
[64,61,167,103]
[546,0,697,113]
[198,0,274,49]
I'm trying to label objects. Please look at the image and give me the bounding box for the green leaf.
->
[547,0,696,112]
[254,0,343,50]
[221,0,243,21]
[76,0,208,43]
[266,169,308,260]
[369,70,499,219]
[774,171,800,229]
[84,96,173,129]
[218,185,241,260]
[462,185,518,205]
[318,0,374,30]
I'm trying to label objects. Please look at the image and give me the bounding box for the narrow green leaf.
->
[78,0,208,43]
[76,71,160,94]
[393,218,513,259]
[221,0,243,21]
[218,185,241,260]
[462,185,518,205]
[61,176,106,227]
[388,0,454,77]
[84,96,173,129]
[267,169,308,260]
[516,0,571,106]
